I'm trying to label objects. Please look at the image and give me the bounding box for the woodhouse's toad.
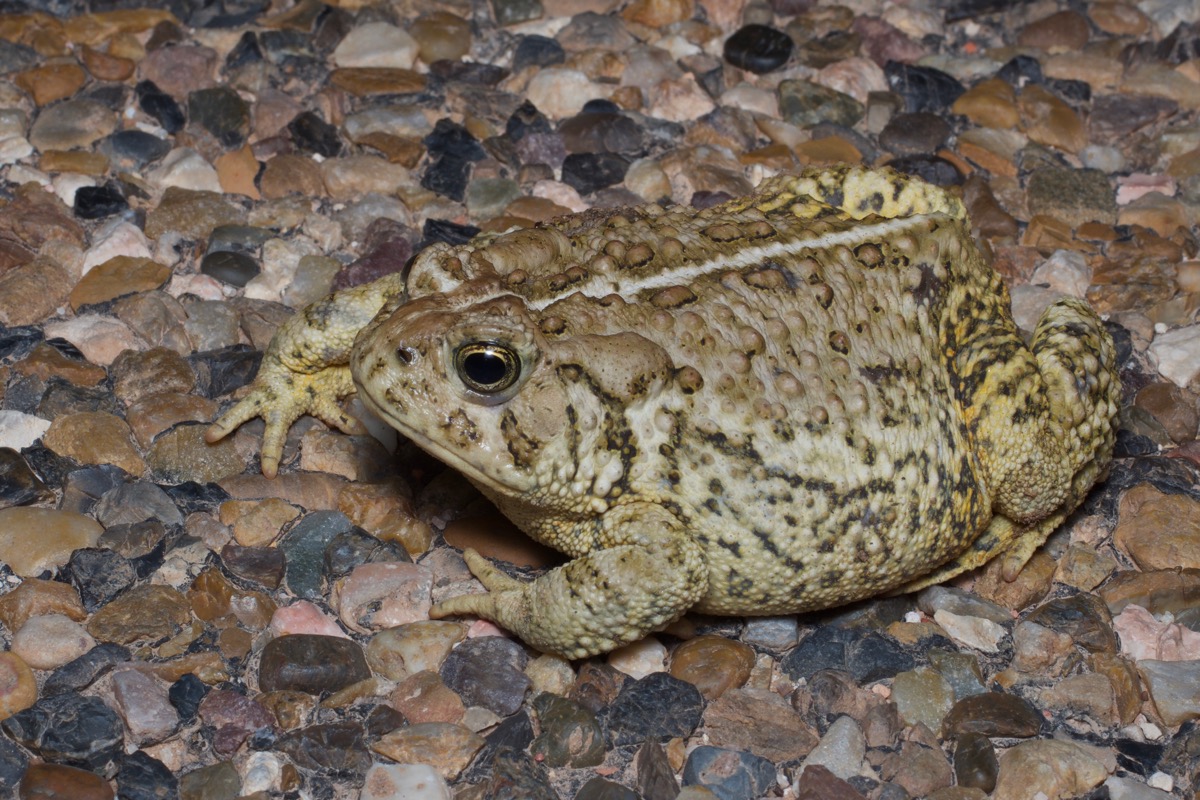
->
[208,166,1120,658]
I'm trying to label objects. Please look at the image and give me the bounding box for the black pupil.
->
[464,350,508,387]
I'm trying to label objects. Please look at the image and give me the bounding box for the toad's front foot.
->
[205,358,362,478]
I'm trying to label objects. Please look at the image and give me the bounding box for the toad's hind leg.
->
[932,295,1120,585]
[430,503,708,659]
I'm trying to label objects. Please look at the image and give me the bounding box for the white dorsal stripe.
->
[526,214,936,311]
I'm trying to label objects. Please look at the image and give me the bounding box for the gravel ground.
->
[0,0,1198,798]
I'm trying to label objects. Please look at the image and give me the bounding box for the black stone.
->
[0,39,38,74]
[513,34,565,71]
[163,481,231,516]
[0,447,51,508]
[879,111,951,156]
[0,736,26,793]
[506,99,554,141]
[2,694,124,771]
[781,626,854,680]
[996,55,1043,87]
[58,465,127,516]
[425,118,488,161]
[885,155,963,187]
[99,520,170,579]
[441,636,531,716]
[259,29,314,63]
[42,643,131,696]
[13,445,74,492]
[531,693,605,768]
[723,24,794,74]
[190,344,263,399]
[476,748,559,800]
[278,721,370,778]
[258,634,371,694]
[561,152,629,195]
[943,0,1023,22]
[1115,430,1159,458]
[1158,721,1200,792]
[279,510,357,600]
[38,378,122,418]
[1115,738,1163,777]
[117,750,178,800]
[323,528,410,580]
[421,218,480,248]
[463,710,537,783]
[200,251,261,289]
[429,60,509,86]
[225,30,263,69]
[74,182,128,220]
[846,631,915,683]
[582,99,621,114]
[66,547,137,611]
[603,672,704,747]
[1157,22,1200,66]
[99,130,171,168]
[221,542,286,588]
[288,110,343,158]
[0,325,42,364]
[188,86,250,149]
[884,61,964,113]
[168,673,208,723]
[421,155,474,201]
[1045,78,1090,104]
[135,80,185,134]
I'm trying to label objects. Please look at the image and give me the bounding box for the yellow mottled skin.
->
[208,166,1121,659]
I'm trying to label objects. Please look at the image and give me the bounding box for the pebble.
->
[953,732,998,793]
[18,763,114,800]
[361,763,452,800]
[669,635,754,700]
[530,693,605,767]
[0,507,104,577]
[891,667,955,731]
[12,613,95,671]
[1138,659,1200,726]
[703,688,819,762]
[1148,324,1200,387]
[991,739,1108,800]
[942,692,1044,737]
[803,715,866,780]
[0,652,37,720]
[332,22,419,70]
[111,667,178,743]
[440,636,530,716]
[608,637,668,679]
[371,722,485,780]
[86,584,191,645]
[683,745,776,800]
[336,561,433,632]
[258,634,371,694]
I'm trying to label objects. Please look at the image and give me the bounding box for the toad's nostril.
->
[396,346,418,365]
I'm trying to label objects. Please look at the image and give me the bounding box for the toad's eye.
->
[454,342,521,394]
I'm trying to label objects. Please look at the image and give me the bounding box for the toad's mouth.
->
[354,380,518,499]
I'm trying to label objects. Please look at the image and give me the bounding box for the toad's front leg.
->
[205,274,406,477]
[430,503,708,659]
